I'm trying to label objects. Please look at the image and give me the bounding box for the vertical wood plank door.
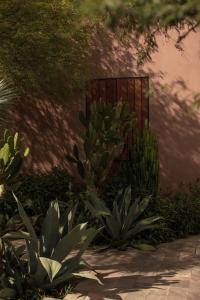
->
[86,77,149,127]
[86,77,149,158]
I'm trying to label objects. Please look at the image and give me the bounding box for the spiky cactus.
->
[130,120,159,197]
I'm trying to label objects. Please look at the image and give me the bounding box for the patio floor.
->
[64,235,200,300]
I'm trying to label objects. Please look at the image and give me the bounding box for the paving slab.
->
[67,236,200,300]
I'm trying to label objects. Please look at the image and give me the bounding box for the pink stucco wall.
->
[146,30,200,189]
[12,29,200,190]
[89,29,200,189]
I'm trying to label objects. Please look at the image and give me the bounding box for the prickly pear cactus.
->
[0,130,29,197]
[67,102,134,189]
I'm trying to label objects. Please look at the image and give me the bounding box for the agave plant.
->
[0,130,29,197]
[86,186,161,249]
[0,197,100,299]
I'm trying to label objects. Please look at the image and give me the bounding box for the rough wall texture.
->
[11,29,200,190]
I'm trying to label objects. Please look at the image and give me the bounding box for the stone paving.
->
[63,235,200,300]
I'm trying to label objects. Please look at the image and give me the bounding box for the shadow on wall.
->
[10,29,200,190]
[88,28,140,78]
[148,75,200,190]
[9,96,84,176]
[89,29,200,190]
[9,30,141,176]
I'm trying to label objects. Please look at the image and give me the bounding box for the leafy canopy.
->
[0,0,93,99]
[80,0,200,62]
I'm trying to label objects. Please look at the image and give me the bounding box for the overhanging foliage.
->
[0,0,93,100]
[80,0,200,63]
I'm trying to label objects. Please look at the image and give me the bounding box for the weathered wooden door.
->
[86,76,149,158]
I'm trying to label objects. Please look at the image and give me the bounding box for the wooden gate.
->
[86,76,149,130]
[86,76,149,159]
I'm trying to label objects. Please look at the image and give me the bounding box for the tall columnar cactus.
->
[0,130,29,197]
[130,120,159,197]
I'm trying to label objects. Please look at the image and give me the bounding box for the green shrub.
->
[0,0,92,99]
[0,168,76,233]
[12,168,73,214]
[144,181,200,243]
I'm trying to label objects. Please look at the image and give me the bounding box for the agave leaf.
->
[43,256,81,288]
[13,194,38,254]
[72,270,103,285]
[125,217,161,239]
[133,243,156,251]
[47,269,73,288]
[138,216,161,227]
[3,231,31,240]
[39,257,62,282]
[85,200,107,218]
[52,223,88,262]
[122,199,145,233]
[86,190,111,217]
[122,186,132,216]
[26,239,38,275]
[40,201,60,256]
[130,197,150,224]
[60,230,99,274]
[51,229,98,288]
[59,205,72,235]
[105,216,121,240]
[67,203,78,233]
[122,203,137,233]
[112,201,121,226]
[115,188,124,205]
[76,227,98,259]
